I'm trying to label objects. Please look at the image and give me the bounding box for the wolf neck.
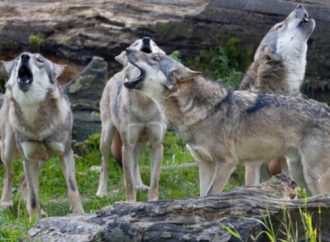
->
[9,88,66,139]
[281,44,307,95]
[164,77,229,129]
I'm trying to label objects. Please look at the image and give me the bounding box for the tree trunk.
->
[26,175,330,242]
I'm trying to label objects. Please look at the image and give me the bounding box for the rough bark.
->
[26,175,330,242]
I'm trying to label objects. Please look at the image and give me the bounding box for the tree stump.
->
[26,175,330,242]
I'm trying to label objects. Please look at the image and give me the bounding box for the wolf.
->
[240,5,315,95]
[123,49,330,196]
[96,37,167,202]
[239,5,316,189]
[0,52,84,218]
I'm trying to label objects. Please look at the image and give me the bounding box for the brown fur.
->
[111,130,123,167]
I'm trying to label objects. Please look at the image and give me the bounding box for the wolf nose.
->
[142,37,150,44]
[296,4,303,9]
[126,48,133,55]
[21,54,30,64]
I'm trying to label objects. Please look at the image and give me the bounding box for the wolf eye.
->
[276,24,283,30]
[151,54,161,62]
[34,55,44,63]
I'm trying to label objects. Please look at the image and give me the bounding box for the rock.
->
[1,0,330,140]
[66,56,107,141]
[0,0,329,96]
[26,175,330,242]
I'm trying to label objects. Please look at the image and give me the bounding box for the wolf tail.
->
[111,130,123,168]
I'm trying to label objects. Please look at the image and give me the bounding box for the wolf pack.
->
[0,5,326,219]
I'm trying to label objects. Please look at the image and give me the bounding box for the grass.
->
[0,132,245,241]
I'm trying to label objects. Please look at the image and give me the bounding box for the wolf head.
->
[2,52,65,103]
[256,5,315,61]
[115,37,166,66]
[124,49,200,100]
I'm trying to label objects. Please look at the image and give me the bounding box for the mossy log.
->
[26,175,330,242]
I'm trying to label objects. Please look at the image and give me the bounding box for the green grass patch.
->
[0,132,244,240]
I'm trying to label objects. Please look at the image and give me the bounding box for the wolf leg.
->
[207,156,237,195]
[286,150,311,195]
[61,150,84,214]
[122,145,136,202]
[96,122,115,197]
[133,143,149,191]
[245,162,262,185]
[0,160,14,208]
[0,126,16,208]
[23,159,41,219]
[148,143,163,201]
[199,160,215,196]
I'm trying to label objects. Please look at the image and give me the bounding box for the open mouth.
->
[17,64,33,91]
[302,11,310,23]
[298,8,315,33]
[140,45,152,54]
[124,61,145,89]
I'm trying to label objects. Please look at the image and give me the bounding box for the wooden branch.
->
[26,175,330,242]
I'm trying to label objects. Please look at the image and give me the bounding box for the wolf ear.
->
[115,51,127,66]
[53,64,66,80]
[171,67,201,83]
[1,60,16,76]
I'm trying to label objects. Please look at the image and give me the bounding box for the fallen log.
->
[26,175,330,242]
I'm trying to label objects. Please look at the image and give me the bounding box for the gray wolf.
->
[123,49,330,196]
[240,5,315,190]
[97,37,167,202]
[240,5,315,96]
[0,52,84,219]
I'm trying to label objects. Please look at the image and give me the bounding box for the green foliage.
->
[170,50,182,62]
[0,131,244,240]
[222,223,243,241]
[28,34,45,47]
[249,204,322,242]
[188,37,253,89]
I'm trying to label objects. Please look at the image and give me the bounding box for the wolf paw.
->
[96,190,108,197]
[148,195,159,202]
[135,184,149,191]
[0,201,13,209]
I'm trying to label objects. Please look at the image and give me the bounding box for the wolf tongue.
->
[19,76,30,83]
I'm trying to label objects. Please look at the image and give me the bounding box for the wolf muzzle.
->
[124,49,145,89]
[18,54,33,92]
[140,37,152,54]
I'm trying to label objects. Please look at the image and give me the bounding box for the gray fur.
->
[96,39,167,202]
[0,52,83,219]
[124,50,330,196]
